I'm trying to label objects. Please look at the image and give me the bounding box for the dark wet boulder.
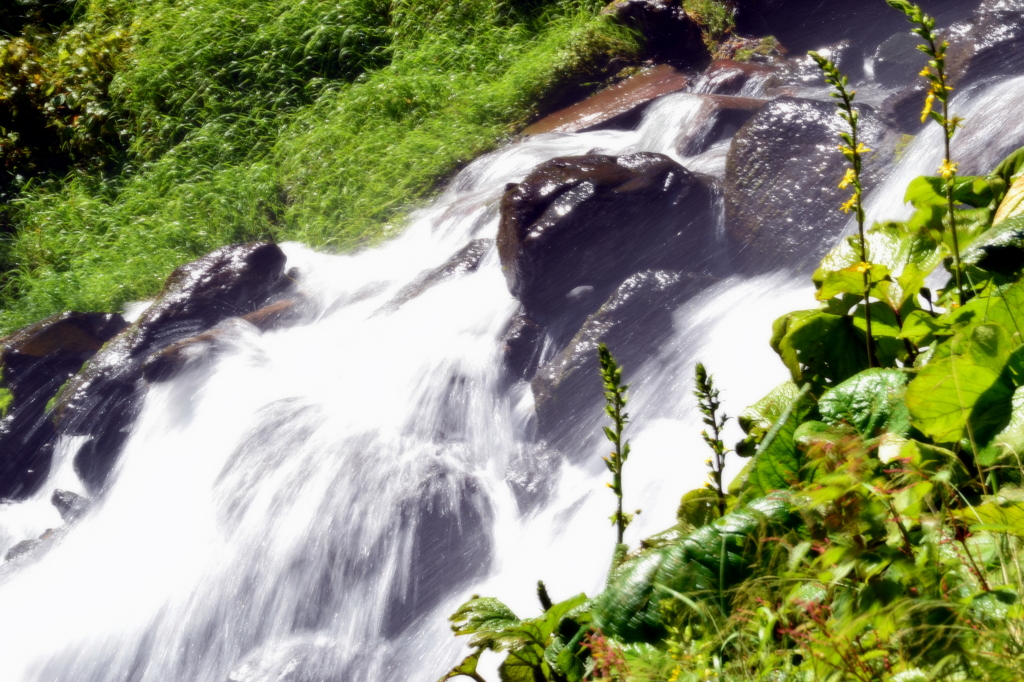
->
[532,270,714,449]
[241,296,309,333]
[872,33,923,88]
[382,238,492,311]
[51,489,90,523]
[501,313,545,384]
[764,40,863,90]
[601,0,708,64]
[948,0,1024,88]
[724,97,900,272]
[523,65,689,135]
[690,59,777,96]
[675,94,765,157]
[54,242,289,494]
[498,153,717,324]
[734,0,974,55]
[3,538,42,562]
[0,312,127,500]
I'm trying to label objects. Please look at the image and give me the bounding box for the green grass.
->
[0,0,637,333]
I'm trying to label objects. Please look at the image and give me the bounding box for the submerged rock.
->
[0,312,127,500]
[382,238,492,311]
[51,489,90,523]
[523,65,689,135]
[54,242,290,493]
[498,152,716,324]
[532,270,714,448]
[724,97,900,272]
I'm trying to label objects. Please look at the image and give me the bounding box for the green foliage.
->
[681,0,733,49]
[0,0,638,333]
[818,368,910,439]
[600,343,635,547]
[693,363,728,517]
[444,590,594,682]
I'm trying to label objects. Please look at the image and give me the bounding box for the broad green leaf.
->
[990,145,1024,191]
[437,653,482,682]
[818,368,911,439]
[963,214,1024,276]
[815,263,891,302]
[986,386,1024,459]
[594,494,797,643]
[906,323,1018,444]
[736,381,801,456]
[771,310,869,390]
[942,280,1024,344]
[905,175,996,209]
[449,597,522,651]
[994,174,1024,225]
[953,498,1024,537]
[900,309,949,347]
[676,487,720,528]
[744,384,814,497]
[499,653,540,682]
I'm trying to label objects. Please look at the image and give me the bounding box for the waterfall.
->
[1,65,1023,682]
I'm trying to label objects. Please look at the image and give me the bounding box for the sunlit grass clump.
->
[0,0,637,332]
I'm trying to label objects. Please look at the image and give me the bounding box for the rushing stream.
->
[2,54,1024,682]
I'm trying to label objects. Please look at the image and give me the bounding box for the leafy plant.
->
[809,50,877,367]
[600,343,636,548]
[693,363,728,517]
[887,0,966,305]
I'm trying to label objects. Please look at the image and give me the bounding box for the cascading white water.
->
[1,69,1022,682]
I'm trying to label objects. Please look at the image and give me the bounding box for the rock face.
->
[498,153,716,324]
[0,312,127,500]
[724,97,900,273]
[523,65,689,136]
[532,270,713,448]
[674,94,765,157]
[500,313,544,383]
[950,0,1024,87]
[764,40,863,90]
[600,0,708,63]
[735,0,974,55]
[690,59,776,96]
[53,242,290,493]
[382,238,492,311]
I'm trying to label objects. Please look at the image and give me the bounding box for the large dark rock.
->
[764,40,863,90]
[735,0,975,55]
[501,313,545,384]
[532,270,713,449]
[949,0,1024,87]
[498,153,717,325]
[724,97,900,272]
[601,0,709,64]
[54,242,290,493]
[51,489,90,523]
[0,312,127,500]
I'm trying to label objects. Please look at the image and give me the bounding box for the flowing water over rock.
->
[2,20,1024,682]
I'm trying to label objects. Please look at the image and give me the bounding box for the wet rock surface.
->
[382,238,492,311]
[54,242,290,494]
[532,270,714,449]
[0,312,127,500]
[690,59,776,96]
[736,0,974,55]
[501,313,545,384]
[523,65,689,135]
[600,0,708,63]
[498,152,717,324]
[724,97,900,272]
[764,40,862,90]
[51,489,91,523]
[675,94,765,157]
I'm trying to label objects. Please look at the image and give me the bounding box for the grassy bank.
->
[0,0,637,332]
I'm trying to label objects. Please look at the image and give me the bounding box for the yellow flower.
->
[921,91,935,123]
[855,143,871,154]
[919,66,931,77]
[840,195,857,213]
[838,168,856,189]
[852,261,871,273]
[938,159,959,179]
[668,667,681,682]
